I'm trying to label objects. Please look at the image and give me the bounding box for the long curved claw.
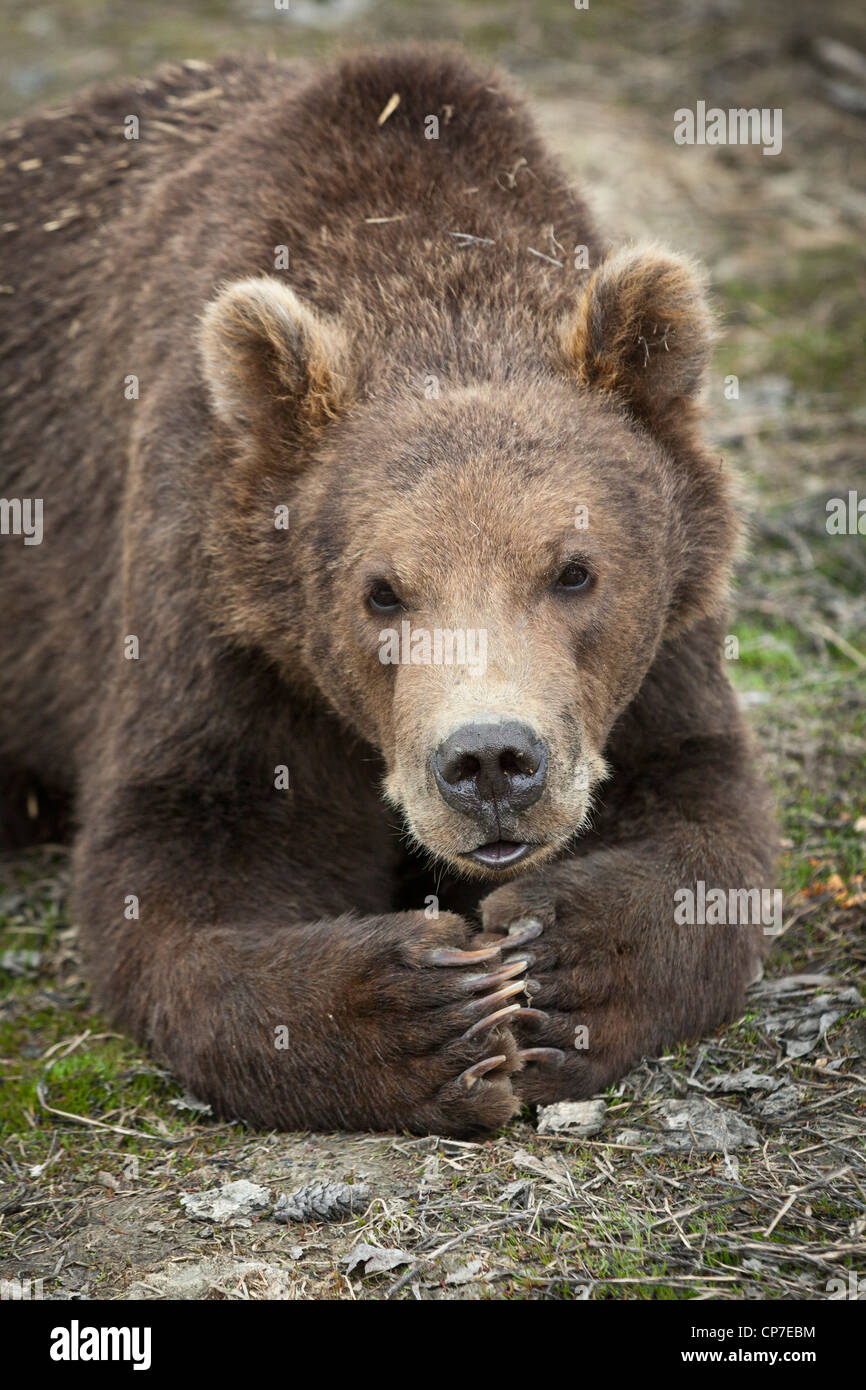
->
[517,1047,566,1067]
[425,943,502,967]
[456,957,529,993]
[500,918,544,950]
[458,1054,509,1090]
[461,979,527,1017]
[513,1008,549,1026]
[462,1002,522,1039]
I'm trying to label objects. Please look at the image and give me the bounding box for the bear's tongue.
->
[468,841,531,868]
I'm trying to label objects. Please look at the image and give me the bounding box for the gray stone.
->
[656,1098,759,1152]
[180,1179,273,1225]
[537,1099,607,1137]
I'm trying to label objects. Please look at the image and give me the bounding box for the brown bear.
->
[0,46,776,1136]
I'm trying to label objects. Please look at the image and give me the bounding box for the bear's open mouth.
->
[465,840,533,869]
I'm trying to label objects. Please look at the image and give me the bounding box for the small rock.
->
[753,1084,802,1122]
[656,1098,759,1153]
[537,1099,607,1137]
[180,1179,272,1225]
[706,1067,780,1094]
[614,1128,646,1146]
[342,1243,412,1276]
[128,1257,295,1300]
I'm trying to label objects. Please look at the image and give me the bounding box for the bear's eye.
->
[367,579,403,613]
[555,560,592,592]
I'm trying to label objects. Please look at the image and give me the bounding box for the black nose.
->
[432,720,548,817]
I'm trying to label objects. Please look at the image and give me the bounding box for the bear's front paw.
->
[479,884,634,1106]
[365,913,557,1136]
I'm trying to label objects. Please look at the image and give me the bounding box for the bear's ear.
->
[198,277,352,441]
[560,246,713,423]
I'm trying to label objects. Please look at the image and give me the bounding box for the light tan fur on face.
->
[383,618,612,877]
[289,381,680,877]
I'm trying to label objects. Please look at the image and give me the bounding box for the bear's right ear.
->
[198,277,352,442]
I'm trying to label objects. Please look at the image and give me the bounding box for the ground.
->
[1,0,864,1301]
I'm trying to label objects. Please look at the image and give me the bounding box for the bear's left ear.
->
[198,276,352,444]
[560,246,713,424]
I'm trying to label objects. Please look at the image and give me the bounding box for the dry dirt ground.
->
[1,0,864,1300]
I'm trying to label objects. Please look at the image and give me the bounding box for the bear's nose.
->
[432,720,548,817]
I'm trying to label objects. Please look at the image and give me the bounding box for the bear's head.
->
[199,246,739,878]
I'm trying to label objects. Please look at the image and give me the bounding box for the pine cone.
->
[273,1180,370,1224]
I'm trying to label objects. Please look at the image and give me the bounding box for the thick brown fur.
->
[0,47,776,1135]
